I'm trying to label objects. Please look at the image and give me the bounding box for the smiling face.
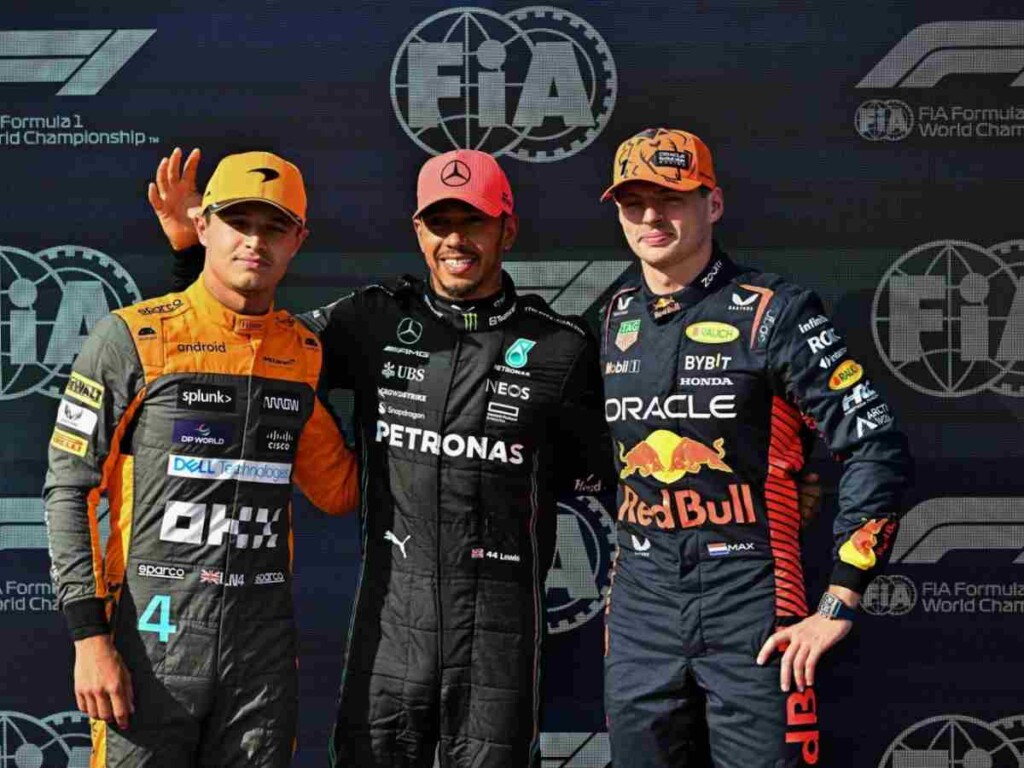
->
[196,200,307,312]
[413,199,518,301]
[614,180,723,276]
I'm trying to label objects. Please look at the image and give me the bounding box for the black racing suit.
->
[44,278,359,768]
[171,250,612,768]
[600,246,912,768]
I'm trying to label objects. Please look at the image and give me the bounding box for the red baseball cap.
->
[413,149,514,219]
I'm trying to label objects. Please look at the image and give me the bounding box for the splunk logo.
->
[375,420,524,465]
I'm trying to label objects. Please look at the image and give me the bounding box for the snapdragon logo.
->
[167,455,292,485]
[376,420,524,465]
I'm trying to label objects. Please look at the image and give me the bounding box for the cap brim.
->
[413,192,504,219]
[205,197,303,225]
[600,177,705,202]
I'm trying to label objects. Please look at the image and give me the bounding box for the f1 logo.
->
[857,21,1024,88]
[0,29,155,95]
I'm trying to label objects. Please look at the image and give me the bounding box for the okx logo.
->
[871,240,1024,398]
[390,7,616,161]
[854,21,1024,142]
[0,245,141,400]
[0,29,154,95]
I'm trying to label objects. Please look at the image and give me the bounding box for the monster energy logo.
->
[463,312,478,330]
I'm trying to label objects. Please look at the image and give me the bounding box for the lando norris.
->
[599,129,913,768]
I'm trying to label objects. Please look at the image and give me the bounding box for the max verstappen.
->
[599,129,913,768]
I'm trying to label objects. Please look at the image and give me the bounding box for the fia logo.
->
[390,7,616,162]
[0,245,141,401]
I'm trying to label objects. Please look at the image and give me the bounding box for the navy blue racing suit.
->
[600,246,912,768]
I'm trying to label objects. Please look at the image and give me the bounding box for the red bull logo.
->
[838,517,895,571]
[618,483,757,530]
[618,431,732,482]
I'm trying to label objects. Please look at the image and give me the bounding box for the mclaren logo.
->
[250,167,280,182]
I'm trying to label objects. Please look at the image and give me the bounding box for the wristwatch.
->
[817,592,857,621]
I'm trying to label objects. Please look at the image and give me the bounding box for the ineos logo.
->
[441,160,471,187]
[397,317,423,345]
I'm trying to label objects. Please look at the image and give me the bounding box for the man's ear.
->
[707,187,724,224]
[194,211,209,247]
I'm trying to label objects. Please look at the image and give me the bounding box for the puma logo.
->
[385,530,411,558]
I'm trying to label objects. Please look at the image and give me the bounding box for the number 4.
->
[138,595,177,643]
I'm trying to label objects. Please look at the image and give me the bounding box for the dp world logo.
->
[871,239,1024,398]
[0,245,140,401]
[855,99,914,141]
[390,6,617,162]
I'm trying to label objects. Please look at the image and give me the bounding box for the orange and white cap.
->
[601,128,717,201]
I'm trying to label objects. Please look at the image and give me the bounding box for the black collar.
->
[640,242,739,322]
[418,271,519,331]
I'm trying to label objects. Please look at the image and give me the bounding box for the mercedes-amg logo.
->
[396,317,423,345]
[441,160,471,187]
[249,167,281,182]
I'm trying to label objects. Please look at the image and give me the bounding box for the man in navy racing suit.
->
[599,128,913,767]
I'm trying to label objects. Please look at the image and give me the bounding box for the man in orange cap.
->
[599,128,912,767]
[46,150,359,767]
[146,146,613,768]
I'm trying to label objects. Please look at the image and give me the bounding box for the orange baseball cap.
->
[601,128,717,201]
[414,149,514,218]
[202,151,307,225]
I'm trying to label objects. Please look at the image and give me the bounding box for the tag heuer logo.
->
[615,319,640,352]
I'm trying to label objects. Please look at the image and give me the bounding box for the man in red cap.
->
[147,146,613,768]
[598,128,912,767]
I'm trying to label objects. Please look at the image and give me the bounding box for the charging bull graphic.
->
[618,430,732,484]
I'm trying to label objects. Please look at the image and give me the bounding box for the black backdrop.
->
[2,2,1023,766]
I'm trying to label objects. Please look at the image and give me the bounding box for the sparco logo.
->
[390,7,616,162]
[177,385,235,412]
[137,563,187,581]
[138,298,183,316]
[255,571,286,585]
[0,30,155,96]
[0,245,141,401]
[871,240,1024,398]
